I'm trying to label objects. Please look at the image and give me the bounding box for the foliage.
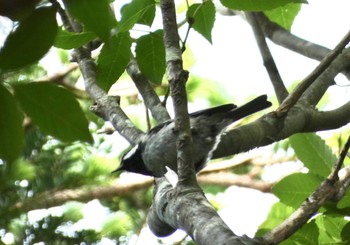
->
[258,133,350,244]
[0,84,24,163]
[135,30,166,85]
[264,3,301,30]
[97,32,132,91]
[187,1,215,43]
[0,0,349,244]
[0,6,58,70]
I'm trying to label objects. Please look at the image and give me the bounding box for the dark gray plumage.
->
[114,95,272,177]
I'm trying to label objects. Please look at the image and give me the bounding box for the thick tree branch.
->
[148,179,264,245]
[212,112,276,160]
[160,0,194,184]
[149,1,266,243]
[245,12,288,104]
[213,97,350,161]
[305,101,350,132]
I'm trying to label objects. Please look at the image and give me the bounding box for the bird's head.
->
[113,145,154,176]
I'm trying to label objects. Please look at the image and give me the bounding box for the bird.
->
[114,95,272,177]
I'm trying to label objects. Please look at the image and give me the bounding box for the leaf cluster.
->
[258,133,350,244]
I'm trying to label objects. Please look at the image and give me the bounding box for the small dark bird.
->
[114,95,272,177]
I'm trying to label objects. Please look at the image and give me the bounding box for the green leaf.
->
[63,0,117,42]
[290,133,335,177]
[0,0,39,21]
[97,32,132,91]
[14,82,93,143]
[341,223,350,243]
[54,27,96,50]
[0,84,24,163]
[137,0,156,26]
[264,3,302,31]
[135,30,165,84]
[119,0,156,32]
[281,221,319,245]
[272,173,323,208]
[256,202,294,236]
[337,188,350,209]
[0,6,58,70]
[220,0,306,11]
[187,1,216,43]
[316,215,348,244]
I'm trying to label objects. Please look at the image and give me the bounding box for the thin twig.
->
[276,30,350,116]
[254,12,331,61]
[127,58,170,123]
[180,8,195,53]
[37,63,88,99]
[330,135,350,182]
[246,12,288,104]
[162,85,170,106]
[197,172,273,193]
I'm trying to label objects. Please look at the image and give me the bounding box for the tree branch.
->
[160,0,194,184]
[3,177,153,218]
[38,63,88,99]
[276,30,350,115]
[55,1,144,144]
[213,98,350,161]
[145,0,227,242]
[197,172,273,193]
[208,32,350,161]
[305,101,350,132]
[255,12,350,79]
[148,178,265,245]
[245,12,288,104]
[217,9,350,79]
[254,13,332,61]
[301,48,350,106]
[127,58,171,123]
[2,169,276,220]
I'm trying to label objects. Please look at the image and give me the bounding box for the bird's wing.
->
[189,104,237,118]
[147,119,173,135]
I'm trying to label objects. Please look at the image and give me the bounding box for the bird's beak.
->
[111,164,125,173]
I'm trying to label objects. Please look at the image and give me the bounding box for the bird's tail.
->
[228,95,272,121]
